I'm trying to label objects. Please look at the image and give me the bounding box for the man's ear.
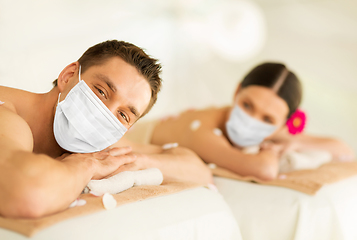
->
[57,62,80,93]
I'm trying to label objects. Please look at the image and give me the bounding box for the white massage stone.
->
[0,101,4,105]
[102,193,117,210]
[207,183,219,192]
[242,146,260,155]
[190,120,201,131]
[89,191,102,197]
[76,199,87,206]
[69,199,78,208]
[162,142,179,150]
[208,163,217,169]
[213,128,222,136]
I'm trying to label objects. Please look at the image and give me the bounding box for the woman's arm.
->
[185,127,281,181]
[151,118,281,181]
[269,127,355,161]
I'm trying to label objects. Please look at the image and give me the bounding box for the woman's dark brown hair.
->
[240,62,302,118]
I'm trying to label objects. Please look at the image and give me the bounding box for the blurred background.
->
[0,0,356,152]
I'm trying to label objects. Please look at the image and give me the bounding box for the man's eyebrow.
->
[94,73,117,93]
[94,73,141,120]
[129,106,140,119]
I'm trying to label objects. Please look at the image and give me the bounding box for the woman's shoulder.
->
[181,106,230,117]
[177,106,230,129]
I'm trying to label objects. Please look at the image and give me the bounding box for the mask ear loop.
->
[78,65,82,82]
[57,93,61,105]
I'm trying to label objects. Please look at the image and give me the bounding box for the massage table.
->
[2,173,356,240]
[215,175,357,240]
[0,187,242,240]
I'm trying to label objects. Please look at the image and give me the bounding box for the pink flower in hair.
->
[286,109,306,135]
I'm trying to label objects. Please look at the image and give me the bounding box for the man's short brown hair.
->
[53,40,162,117]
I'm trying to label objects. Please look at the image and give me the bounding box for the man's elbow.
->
[1,186,50,218]
[174,147,213,184]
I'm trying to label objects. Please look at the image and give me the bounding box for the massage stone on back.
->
[85,168,164,195]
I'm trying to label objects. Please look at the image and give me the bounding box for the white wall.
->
[0,0,356,152]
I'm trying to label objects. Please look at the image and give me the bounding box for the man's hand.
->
[104,152,149,178]
[60,147,137,180]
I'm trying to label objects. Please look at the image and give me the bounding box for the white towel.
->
[85,168,164,195]
[242,146,332,173]
[279,150,332,173]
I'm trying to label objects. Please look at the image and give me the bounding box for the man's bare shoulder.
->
[0,102,33,152]
[0,86,18,112]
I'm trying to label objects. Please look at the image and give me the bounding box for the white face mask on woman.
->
[226,105,277,147]
[53,67,127,153]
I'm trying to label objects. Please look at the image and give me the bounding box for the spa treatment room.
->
[0,0,356,239]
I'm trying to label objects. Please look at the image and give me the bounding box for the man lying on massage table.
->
[0,40,211,218]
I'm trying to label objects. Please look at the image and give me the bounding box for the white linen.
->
[214,176,357,240]
[0,187,242,240]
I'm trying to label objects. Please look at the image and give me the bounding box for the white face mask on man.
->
[226,105,277,147]
[53,66,127,153]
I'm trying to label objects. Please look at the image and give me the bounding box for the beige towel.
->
[0,179,201,237]
[212,161,357,195]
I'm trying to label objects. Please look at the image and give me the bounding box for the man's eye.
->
[95,87,106,98]
[119,112,128,122]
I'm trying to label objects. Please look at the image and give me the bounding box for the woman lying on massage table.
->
[150,62,355,180]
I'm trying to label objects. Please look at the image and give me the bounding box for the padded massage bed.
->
[124,120,357,240]
[0,187,242,240]
[215,175,357,240]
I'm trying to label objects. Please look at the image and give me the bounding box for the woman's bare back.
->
[151,107,230,147]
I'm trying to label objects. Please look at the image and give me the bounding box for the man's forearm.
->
[0,151,93,218]
[113,139,213,184]
[145,147,213,184]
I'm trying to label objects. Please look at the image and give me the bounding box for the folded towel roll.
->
[86,168,164,195]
